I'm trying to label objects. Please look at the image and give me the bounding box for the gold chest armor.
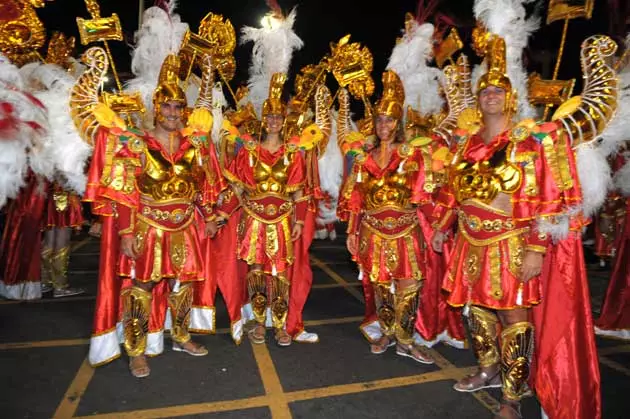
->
[450,145,522,204]
[139,147,200,201]
[361,170,412,210]
[252,153,292,195]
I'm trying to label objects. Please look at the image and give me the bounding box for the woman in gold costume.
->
[220,73,310,347]
[337,71,434,364]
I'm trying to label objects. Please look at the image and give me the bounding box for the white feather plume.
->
[613,153,630,196]
[473,0,540,119]
[211,82,226,149]
[387,22,444,117]
[575,143,612,218]
[318,114,343,201]
[0,139,29,208]
[125,2,189,125]
[240,8,303,116]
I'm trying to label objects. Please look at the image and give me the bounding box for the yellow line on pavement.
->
[71,237,93,253]
[599,355,630,376]
[312,282,362,290]
[0,295,97,305]
[310,256,364,303]
[73,396,270,419]
[0,338,90,350]
[52,357,95,419]
[251,342,292,418]
[598,344,630,355]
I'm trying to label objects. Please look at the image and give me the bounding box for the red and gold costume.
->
[43,181,85,230]
[594,154,627,260]
[337,71,433,348]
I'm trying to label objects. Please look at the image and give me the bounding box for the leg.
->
[270,274,291,347]
[41,229,55,293]
[168,279,208,356]
[453,305,502,392]
[51,227,83,297]
[494,308,533,419]
[121,281,153,378]
[394,279,433,364]
[246,266,267,344]
[371,282,396,354]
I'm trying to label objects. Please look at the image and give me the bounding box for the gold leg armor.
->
[375,283,395,337]
[468,305,500,367]
[51,246,70,289]
[394,283,421,345]
[41,247,54,286]
[168,282,194,344]
[500,321,534,401]
[270,274,290,330]
[121,286,152,357]
[247,270,267,325]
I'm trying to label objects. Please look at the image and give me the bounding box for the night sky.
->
[36,0,616,99]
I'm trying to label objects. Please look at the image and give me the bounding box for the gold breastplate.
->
[252,154,291,195]
[139,147,199,201]
[362,170,412,210]
[451,146,521,204]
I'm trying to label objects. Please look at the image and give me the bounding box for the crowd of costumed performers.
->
[1,0,629,418]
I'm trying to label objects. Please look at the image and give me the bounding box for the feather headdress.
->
[472,0,540,119]
[240,6,303,116]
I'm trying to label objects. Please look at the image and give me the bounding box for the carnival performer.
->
[337,71,434,364]
[40,179,85,297]
[595,147,630,340]
[220,73,316,347]
[84,48,224,377]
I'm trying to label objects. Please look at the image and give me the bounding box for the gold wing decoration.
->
[552,35,619,147]
[45,31,75,68]
[314,84,332,155]
[186,54,215,133]
[0,0,48,66]
[69,46,110,145]
[433,55,477,141]
[284,61,330,139]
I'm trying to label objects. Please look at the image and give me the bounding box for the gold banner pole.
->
[543,18,570,121]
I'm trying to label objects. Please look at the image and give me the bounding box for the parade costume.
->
[337,70,435,362]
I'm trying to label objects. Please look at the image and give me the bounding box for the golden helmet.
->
[153,53,187,111]
[374,70,405,120]
[262,72,287,117]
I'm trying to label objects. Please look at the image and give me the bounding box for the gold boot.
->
[393,283,433,364]
[41,247,54,293]
[51,246,84,298]
[247,269,268,325]
[270,275,291,347]
[500,321,534,402]
[453,306,502,392]
[121,286,152,358]
[169,282,208,356]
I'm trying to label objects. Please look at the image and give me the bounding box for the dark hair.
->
[372,116,405,148]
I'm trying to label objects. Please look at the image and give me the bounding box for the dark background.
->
[36,0,624,104]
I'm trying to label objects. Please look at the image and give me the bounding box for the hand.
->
[216,216,227,227]
[120,235,138,259]
[432,231,446,253]
[520,250,544,282]
[205,220,218,238]
[291,223,303,242]
[347,234,358,256]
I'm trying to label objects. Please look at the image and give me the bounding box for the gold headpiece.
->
[476,35,512,93]
[262,72,287,117]
[374,70,404,120]
[153,53,186,110]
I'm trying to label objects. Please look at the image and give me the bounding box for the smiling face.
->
[156,100,185,132]
[375,114,398,143]
[478,85,506,117]
[264,113,284,135]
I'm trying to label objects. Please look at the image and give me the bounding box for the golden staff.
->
[542,0,595,121]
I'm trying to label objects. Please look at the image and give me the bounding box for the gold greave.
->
[121,286,152,357]
[375,283,395,337]
[247,270,267,324]
[467,305,500,367]
[500,321,534,401]
[41,248,54,286]
[51,246,70,289]
[270,275,290,330]
[394,283,421,345]
[168,282,194,344]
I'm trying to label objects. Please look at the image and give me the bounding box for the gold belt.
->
[141,205,194,224]
[459,210,515,233]
[246,200,292,217]
[363,212,418,231]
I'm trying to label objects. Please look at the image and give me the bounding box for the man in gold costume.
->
[431,36,581,418]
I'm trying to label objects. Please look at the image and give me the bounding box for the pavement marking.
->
[599,355,630,376]
[52,357,95,419]
[310,256,364,303]
[427,348,500,414]
[311,282,362,290]
[598,344,630,355]
[286,366,477,402]
[251,342,292,419]
[72,396,270,419]
[71,237,93,253]
[0,295,97,305]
